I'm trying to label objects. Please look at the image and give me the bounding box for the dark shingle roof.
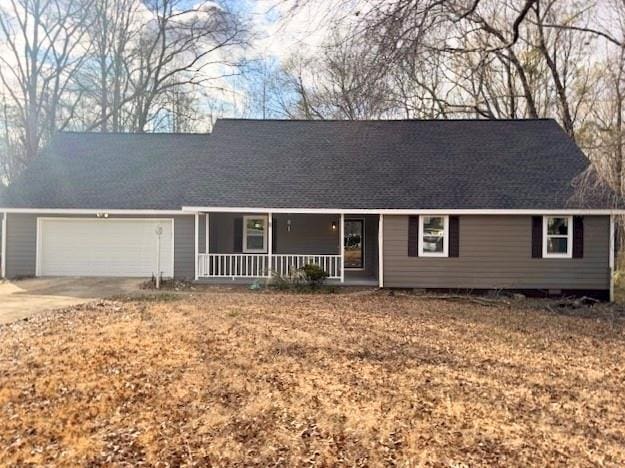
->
[1,118,614,210]
[3,133,208,209]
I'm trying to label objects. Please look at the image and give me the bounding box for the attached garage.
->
[36,218,174,277]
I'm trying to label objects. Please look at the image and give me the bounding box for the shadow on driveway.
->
[0,277,144,324]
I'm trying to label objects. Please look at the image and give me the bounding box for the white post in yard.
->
[378,214,384,288]
[194,212,199,281]
[340,213,345,283]
[155,225,163,289]
[610,214,615,302]
[1,212,6,279]
[267,212,273,277]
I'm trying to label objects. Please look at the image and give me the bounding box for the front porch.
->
[193,212,380,285]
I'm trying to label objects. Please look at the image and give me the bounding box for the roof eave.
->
[180,206,625,215]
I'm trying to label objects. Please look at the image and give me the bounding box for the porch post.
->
[194,212,199,280]
[205,212,210,254]
[267,211,273,277]
[340,213,345,283]
[610,214,615,302]
[1,212,6,279]
[378,214,384,288]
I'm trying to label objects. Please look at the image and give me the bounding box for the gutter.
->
[181,206,625,215]
[0,208,191,215]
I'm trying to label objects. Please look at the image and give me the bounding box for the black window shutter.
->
[272,217,277,252]
[233,217,243,253]
[449,216,460,257]
[573,216,584,258]
[531,216,543,258]
[408,216,419,257]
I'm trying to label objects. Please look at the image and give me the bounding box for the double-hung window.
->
[243,216,267,253]
[543,216,572,258]
[419,215,449,257]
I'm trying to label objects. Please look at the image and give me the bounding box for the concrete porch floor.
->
[195,277,379,287]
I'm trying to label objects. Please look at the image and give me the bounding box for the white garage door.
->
[38,218,174,277]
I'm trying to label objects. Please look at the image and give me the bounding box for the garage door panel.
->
[38,219,173,277]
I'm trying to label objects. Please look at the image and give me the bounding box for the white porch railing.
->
[198,254,268,278]
[197,254,341,279]
[272,255,341,279]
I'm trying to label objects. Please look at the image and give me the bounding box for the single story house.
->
[0,119,621,299]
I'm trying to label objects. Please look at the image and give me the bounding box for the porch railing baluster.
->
[196,253,341,279]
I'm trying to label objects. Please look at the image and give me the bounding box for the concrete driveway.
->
[0,277,144,325]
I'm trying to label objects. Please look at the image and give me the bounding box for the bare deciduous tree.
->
[0,0,248,181]
[283,30,395,119]
[129,0,246,132]
[82,0,141,132]
[0,0,93,177]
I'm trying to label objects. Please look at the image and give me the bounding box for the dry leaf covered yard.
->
[1,290,625,465]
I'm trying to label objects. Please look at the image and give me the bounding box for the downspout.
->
[610,214,615,302]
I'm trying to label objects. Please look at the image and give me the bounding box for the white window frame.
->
[543,215,572,258]
[418,215,449,257]
[243,215,268,253]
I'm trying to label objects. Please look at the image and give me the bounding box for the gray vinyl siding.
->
[208,213,243,254]
[273,214,340,255]
[207,213,342,255]
[5,213,36,278]
[4,212,611,289]
[172,215,195,279]
[383,215,610,290]
[4,213,195,279]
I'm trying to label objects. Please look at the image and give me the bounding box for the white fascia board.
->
[182,206,625,215]
[0,208,191,215]
[2,206,622,215]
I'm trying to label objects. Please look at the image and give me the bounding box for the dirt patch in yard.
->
[1,292,624,465]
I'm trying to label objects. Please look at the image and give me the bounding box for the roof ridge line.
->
[215,118,557,123]
[57,131,211,136]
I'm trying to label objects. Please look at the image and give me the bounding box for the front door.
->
[344,219,364,269]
